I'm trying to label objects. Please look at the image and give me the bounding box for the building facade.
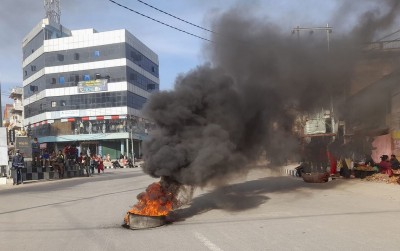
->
[22,18,159,159]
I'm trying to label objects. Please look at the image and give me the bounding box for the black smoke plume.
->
[142,1,400,186]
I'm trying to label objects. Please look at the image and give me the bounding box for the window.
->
[83,74,90,81]
[74,53,80,60]
[74,75,80,83]
[30,85,38,92]
[57,54,64,61]
[51,101,57,107]
[61,100,66,106]
[31,65,36,71]
[95,73,101,80]
[24,70,27,76]
[151,66,155,72]
[51,78,56,84]
[130,73,137,81]
[59,76,65,84]
[94,50,100,57]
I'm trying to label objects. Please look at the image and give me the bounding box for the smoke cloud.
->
[142,0,400,186]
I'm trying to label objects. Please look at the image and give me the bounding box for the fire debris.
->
[364,173,400,184]
[124,177,195,226]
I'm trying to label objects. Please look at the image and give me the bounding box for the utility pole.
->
[292,24,333,52]
[292,24,335,137]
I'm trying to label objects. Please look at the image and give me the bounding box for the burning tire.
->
[127,213,167,229]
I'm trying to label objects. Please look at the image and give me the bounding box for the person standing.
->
[12,150,24,185]
[90,154,97,175]
[31,137,40,168]
[56,150,65,179]
[96,154,104,173]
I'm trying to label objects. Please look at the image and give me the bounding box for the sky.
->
[0,0,394,113]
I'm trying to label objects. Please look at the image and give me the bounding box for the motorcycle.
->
[112,160,122,168]
[127,158,135,168]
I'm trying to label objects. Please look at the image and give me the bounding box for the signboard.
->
[15,136,32,158]
[392,130,400,140]
[78,79,108,93]
[0,127,8,166]
[60,110,80,118]
[304,119,326,135]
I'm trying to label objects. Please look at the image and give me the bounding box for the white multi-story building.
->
[22,18,159,159]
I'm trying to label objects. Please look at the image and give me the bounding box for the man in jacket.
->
[12,150,24,185]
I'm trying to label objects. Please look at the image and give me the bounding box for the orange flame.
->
[125,182,173,223]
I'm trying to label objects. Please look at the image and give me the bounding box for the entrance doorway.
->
[80,143,98,157]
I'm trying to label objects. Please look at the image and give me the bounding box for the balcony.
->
[11,103,23,112]
[9,120,23,129]
[9,88,23,99]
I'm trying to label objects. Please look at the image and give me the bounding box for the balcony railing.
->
[30,118,154,139]
[12,103,23,111]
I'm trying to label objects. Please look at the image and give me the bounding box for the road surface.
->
[0,167,399,250]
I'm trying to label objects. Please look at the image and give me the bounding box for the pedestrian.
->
[90,154,97,174]
[390,154,399,170]
[12,150,24,185]
[31,137,40,167]
[97,154,104,173]
[56,150,65,179]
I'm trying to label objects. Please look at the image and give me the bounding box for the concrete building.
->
[4,88,25,153]
[22,18,159,159]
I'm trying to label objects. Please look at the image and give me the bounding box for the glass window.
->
[59,76,65,84]
[51,101,57,107]
[31,65,36,71]
[57,54,64,61]
[83,74,90,81]
[61,100,66,106]
[51,78,56,84]
[74,53,80,60]
[94,50,100,57]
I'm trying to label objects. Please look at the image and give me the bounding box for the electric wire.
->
[107,0,212,42]
[134,0,215,34]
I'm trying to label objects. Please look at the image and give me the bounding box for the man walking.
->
[12,150,24,185]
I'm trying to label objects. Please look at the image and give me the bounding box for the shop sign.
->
[78,79,108,93]
[15,136,31,158]
[392,130,400,139]
[60,110,80,118]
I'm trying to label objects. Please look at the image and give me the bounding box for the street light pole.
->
[130,127,135,165]
[292,24,335,136]
[292,24,333,52]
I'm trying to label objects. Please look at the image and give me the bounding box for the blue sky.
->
[0,0,390,111]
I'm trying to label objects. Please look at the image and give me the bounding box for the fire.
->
[124,181,176,225]
[130,182,173,216]
[124,177,195,226]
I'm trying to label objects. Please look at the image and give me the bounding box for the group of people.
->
[378,154,399,177]
[77,152,105,176]
[39,146,105,178]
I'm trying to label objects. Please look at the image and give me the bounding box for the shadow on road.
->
[169,176,345,222]
[0,170,146,195]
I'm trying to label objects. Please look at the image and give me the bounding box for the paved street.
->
[0,167,399,251]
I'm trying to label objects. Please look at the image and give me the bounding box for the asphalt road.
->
[0,167,399,251]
